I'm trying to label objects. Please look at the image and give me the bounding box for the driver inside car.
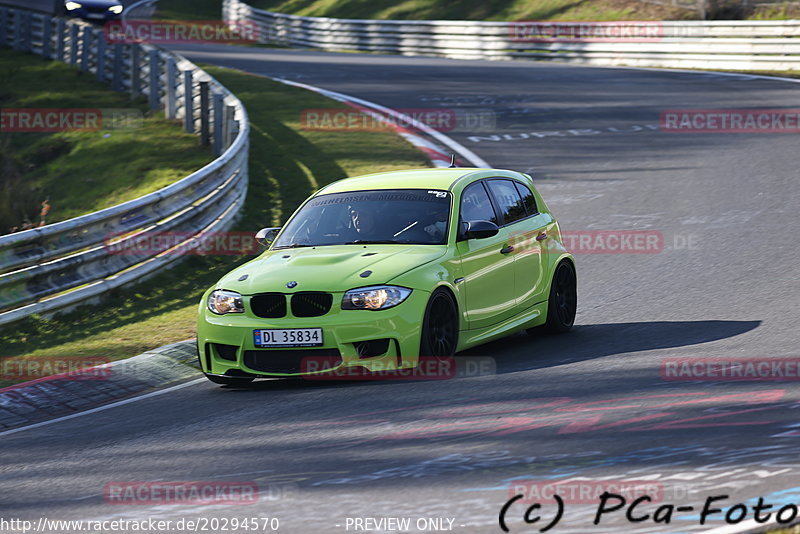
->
[350,207,377,236]
[421,206,448,241]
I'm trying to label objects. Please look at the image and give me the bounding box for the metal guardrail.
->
[0,1,59,15]
[0,8,250,326]
[223,0,800,70]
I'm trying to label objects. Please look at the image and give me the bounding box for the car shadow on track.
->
[218,320,759,391]
[460,319,761,374]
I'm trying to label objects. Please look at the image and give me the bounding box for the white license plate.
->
[254,328,323,348]
[87,13,105,19]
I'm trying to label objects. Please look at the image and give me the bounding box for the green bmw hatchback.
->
[197,168,576,385]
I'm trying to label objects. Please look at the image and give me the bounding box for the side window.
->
[460,182,498,225]
[487,180,526,225]
[513,181,538,216]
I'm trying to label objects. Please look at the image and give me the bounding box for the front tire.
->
[420,288,459,357]
[531,260,577,335]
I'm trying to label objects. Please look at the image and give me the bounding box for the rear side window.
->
[460,182,498,225]
[486,179,527,225]
[513,181,538,216]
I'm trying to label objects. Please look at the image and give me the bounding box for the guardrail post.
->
[18,11,25,51]
[12,10,22,51]
[165,57,177,120]
[55,18,65,62]
[21,11,32,52]
[41,16,52,59]
[224,104,235,148]
[199,81,210,146]
[96,35,106,81]
[183,70,194,133]
[230,113,240,147]
[213,93,224,155]
[69,24,79,65]
[148,49,159,110]
[112,43,123,90]
[80,26,91,72]
[0,8,7,47]
[130,44,141,97]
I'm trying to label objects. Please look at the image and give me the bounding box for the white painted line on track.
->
[0,378,207,438]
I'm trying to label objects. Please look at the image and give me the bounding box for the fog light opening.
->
[213,343,238,362]
[355,338,391,359]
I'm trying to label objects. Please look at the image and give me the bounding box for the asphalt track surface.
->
[2,46,799,534]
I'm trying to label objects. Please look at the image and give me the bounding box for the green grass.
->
[249,0,697,21]
[0,48,212,232]
[158,0,696,21]
[748,3,800,19]
[155,0,800,25]
[0,66,428,387]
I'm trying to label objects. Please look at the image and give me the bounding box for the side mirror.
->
[255,227,281,247]
[464,220,499,240]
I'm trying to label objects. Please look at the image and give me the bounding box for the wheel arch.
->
[546,253,577,293]
[430,282,463,329]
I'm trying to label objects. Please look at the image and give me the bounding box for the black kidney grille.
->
[250,293,286,318]
[291,292,333,317]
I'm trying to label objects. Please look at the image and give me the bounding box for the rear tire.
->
[204,373,255,387]
[529,260,577,335]
[420,288,459,357]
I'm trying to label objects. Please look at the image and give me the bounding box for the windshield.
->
[272,189,451,248]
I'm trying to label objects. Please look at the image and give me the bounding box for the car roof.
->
[317,168,494,195]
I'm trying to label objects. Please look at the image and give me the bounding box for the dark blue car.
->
[64,0,124,21]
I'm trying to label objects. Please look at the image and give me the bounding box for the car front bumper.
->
[197,288,430,378]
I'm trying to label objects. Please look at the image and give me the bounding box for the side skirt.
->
[456,301,548,351]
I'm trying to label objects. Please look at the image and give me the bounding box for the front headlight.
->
[65,2,82,10]
[108,4,123,13]
[207,290,244,315]
[342,285,412,310]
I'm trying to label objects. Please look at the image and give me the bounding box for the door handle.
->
[500,245,514,254]
[535,232,548,242]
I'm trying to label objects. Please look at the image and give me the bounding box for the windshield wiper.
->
[272,243,313,249]
[344,239,404,245]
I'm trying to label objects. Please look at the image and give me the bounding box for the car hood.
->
[216,244,446,294]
